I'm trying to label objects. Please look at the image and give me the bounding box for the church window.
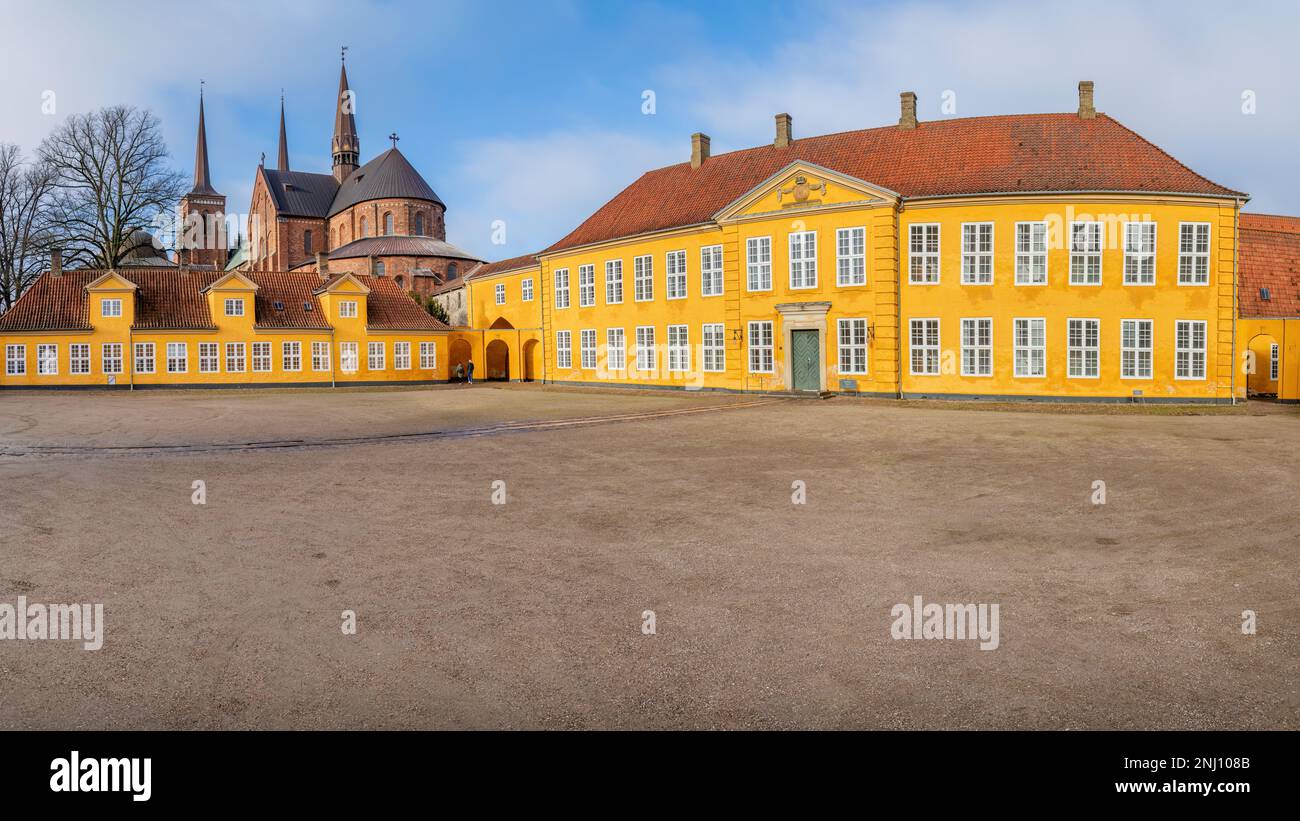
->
[384,212,394,235]
[304,230,313,255]
[360,216,368,237]
[375,260,386,276]
[447,262,458,280]
[414,212,424,236]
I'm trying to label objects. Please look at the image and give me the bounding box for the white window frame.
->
[5,344,24,376]
[747,321,773,374]
[746,236,772,292]
[1121,319,1153,379]
[367,341,385,371]
[960,318,992,377]
[1067,318,1100,379]
[836,227,867,287]
[789,230,817,289]
[166,341,187,374]
[1175,320,1207,380]
[553,268,570,309]
[521,278,534,302]
[556,330,572,369]
[1124,222,1157,286]
[394,341,411,370]
[908,223,940,285]
[225,342,246,373]
[837,318,869,375]
[101,343,122,375]
[339,342,358,373]
[578,264,595,307]
[605,260,623,304]
[69,343,90,375]
[1178,222,1211,286]
[960,223,993,285]
[199,342,219,373]
[251,341,272,373]
[312,341,330,372]
[665,250,687,300]
[1270,343,1280,381]
[635,325,656,372]
[101,298,122,318]
[667,324,689,373]
[339,300,358,318]
[495,283,506,305]
[224,297,244,317]
[134,342,155,374]
[1069,221,1103,286]
[419,341,437,370]
[634,255,654,302]
[702,323,725,373]
[580,328,597,370]
[909,318,940,376]
[700,245,724,296]
[1015,221,1048,285]
[1013,318,1046,378]
[36,343,58,376]
[282,341,302,372]
[606,327,626,371]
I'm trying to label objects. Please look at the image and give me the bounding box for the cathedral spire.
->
[190,84,218,196]
[277,92,290,172]
[331,50,360,183]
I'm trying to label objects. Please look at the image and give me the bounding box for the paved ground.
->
[0,385,1296,729]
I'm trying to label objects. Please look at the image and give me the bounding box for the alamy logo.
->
[890,595,1000,650]
[0,597,103,650]
[50,751,151,802]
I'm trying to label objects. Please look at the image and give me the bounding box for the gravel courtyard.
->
[0,385,1296,729]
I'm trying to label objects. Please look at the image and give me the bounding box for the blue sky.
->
[3,0,1299,261]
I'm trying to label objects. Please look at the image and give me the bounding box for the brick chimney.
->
[1078,80,1096,119]
[899,92,918,130]
[50,248,62,278]
[774,113,793,148]
[691,132,711,168]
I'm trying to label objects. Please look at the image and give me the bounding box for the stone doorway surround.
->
[774,301,831,392]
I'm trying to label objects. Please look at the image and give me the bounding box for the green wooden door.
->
[791,329,820,392]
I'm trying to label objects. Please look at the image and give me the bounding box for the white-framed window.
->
[556,330,572,369]
[580,328,597,370]
[394,341,411,370]
[101,343,122,375]
[789,230,817,289]
[634,255,654,301]
[961,223,993,285]
[514,278,530,304]
[339,300,358,318]
[667,324,689,372]
[553,268,570,309]
[606,328,626,371]
[199,342,219,373]
[225,342,245,373]
[909,318,940,375]
[282,341,302,372]
[224,297,244,317]
[908,224,940,284]
[701,245,723,296]
[578,264,595,306]
[1121,319,1153,379]
[367,341,384,371]
[312,341,330,372]
[838,318,869,375]
[5,344,24,376]
[746,236,772,291]
[960,318,992,377]
[134,342,155,374]
[166,342,187,374]
[339,342,358,373]
[1067,318,1100,378]
[70,344,90,375]
[1178,222,1210,285]
[419,341,437,370]
[101,298,122,318]
[836,227,867,286]
[1270,343,1280,381]
[702,323,725,372]
[251,342,272,372]
[495,283,506,305]
[666,250,687,300]
[36,343,57,376]
[605,260,623,304]
[1070,222,1102,286]
[1013,318,1046,377]
[1015,222,1048,285]
[747,321,773,374]
[1124,222,1157,285]
[635,326,656,372]
[1175,320,1207,380]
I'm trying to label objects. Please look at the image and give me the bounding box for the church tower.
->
[331,57,360,183]
[178,88,228,269]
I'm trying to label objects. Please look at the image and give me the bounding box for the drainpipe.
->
[330,326,336,389]
[894,200,904,398]
[1231,199,1241,405]
[128,326,135,391]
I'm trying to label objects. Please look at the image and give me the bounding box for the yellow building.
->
[464,82,1265,404]
[1236,213,1300,403]
[0,263,449,389]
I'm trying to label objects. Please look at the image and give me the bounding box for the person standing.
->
[466,359,475,385]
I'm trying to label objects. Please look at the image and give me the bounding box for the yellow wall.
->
[1238,317,1299,402]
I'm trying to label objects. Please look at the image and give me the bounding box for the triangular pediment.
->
[84,271,138,292]
[313,272,371,295]
[714,161,898,223]
[201,271,259,293]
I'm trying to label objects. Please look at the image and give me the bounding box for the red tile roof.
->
[1240,213,1300,317]
[467,253,539,279]
[547,113,1244,253]
[0,269,447,332]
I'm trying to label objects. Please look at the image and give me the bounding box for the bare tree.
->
[39,106,185,269]
[0,144,57,312]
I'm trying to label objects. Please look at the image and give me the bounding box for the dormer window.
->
[224,298,244,317]
[273,300,285,311]
[339,300,358,318]
[101,298,122,317]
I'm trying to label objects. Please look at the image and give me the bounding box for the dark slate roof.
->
[260,168,339,218]
[467,253,539,280]
[328,148,444,217]
[328,235,480,261]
